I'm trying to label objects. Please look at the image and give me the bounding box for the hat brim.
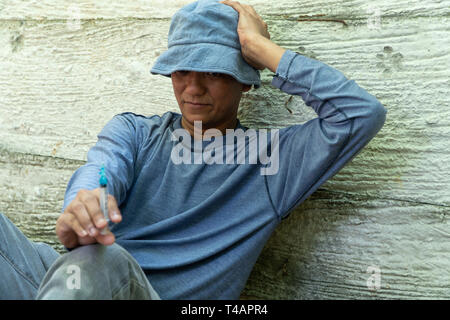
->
[150,42,261,89]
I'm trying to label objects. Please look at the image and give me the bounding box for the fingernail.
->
[89,227,97,236]
[112,211,120,219]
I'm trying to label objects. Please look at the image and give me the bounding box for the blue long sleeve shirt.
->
[62,50,387,299]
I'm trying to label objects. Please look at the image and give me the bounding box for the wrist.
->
[243,35,286,73]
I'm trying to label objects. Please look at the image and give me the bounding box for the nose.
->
[184,72,207,96]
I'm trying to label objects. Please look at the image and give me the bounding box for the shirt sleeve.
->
[266,50,387,219]
[61,113,140,213]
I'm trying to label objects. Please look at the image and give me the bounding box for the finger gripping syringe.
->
[99,165,110,235]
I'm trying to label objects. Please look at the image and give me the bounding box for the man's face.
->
[171,70,251,134]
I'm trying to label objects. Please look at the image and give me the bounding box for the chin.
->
[180,108,211,123]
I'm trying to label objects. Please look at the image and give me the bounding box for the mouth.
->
[185,101,210,105]
[184,101,211,107]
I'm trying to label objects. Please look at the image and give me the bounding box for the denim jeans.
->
[0,213,160,300]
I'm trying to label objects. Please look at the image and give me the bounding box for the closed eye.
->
[173,71,224,78]
[174,70,189,76]
[206,72,223,78]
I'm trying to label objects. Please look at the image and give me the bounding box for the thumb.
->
[107,194,122,223]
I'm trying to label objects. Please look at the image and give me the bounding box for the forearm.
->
[272,50,386,132]
[245,37,386,139]
[63,114,137,212]
[62,164,100,213]
[242,35,286,73]
[265,50,387,217]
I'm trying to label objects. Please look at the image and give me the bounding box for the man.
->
[0,0,386,299]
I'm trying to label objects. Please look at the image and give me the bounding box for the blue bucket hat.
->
[150,0,261,89]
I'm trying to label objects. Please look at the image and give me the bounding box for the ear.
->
[242,84,252,93]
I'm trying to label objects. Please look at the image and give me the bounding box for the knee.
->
[63,243,123,263]
[59,243,137,272]
[37,243,154,300]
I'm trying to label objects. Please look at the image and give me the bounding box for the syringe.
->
[99,165,110,235]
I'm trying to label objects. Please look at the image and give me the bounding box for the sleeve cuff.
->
[271,49,298,87]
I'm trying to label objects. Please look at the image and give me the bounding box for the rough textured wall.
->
[0,0,449,299]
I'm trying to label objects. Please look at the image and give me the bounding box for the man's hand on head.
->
[220,0,286,74]
[220,0,270,70]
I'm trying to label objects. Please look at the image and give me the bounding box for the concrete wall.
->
[0,0,449,299]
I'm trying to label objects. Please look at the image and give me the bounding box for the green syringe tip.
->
[99,165,108,186]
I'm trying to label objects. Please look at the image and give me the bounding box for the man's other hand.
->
[56,189,122,249]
